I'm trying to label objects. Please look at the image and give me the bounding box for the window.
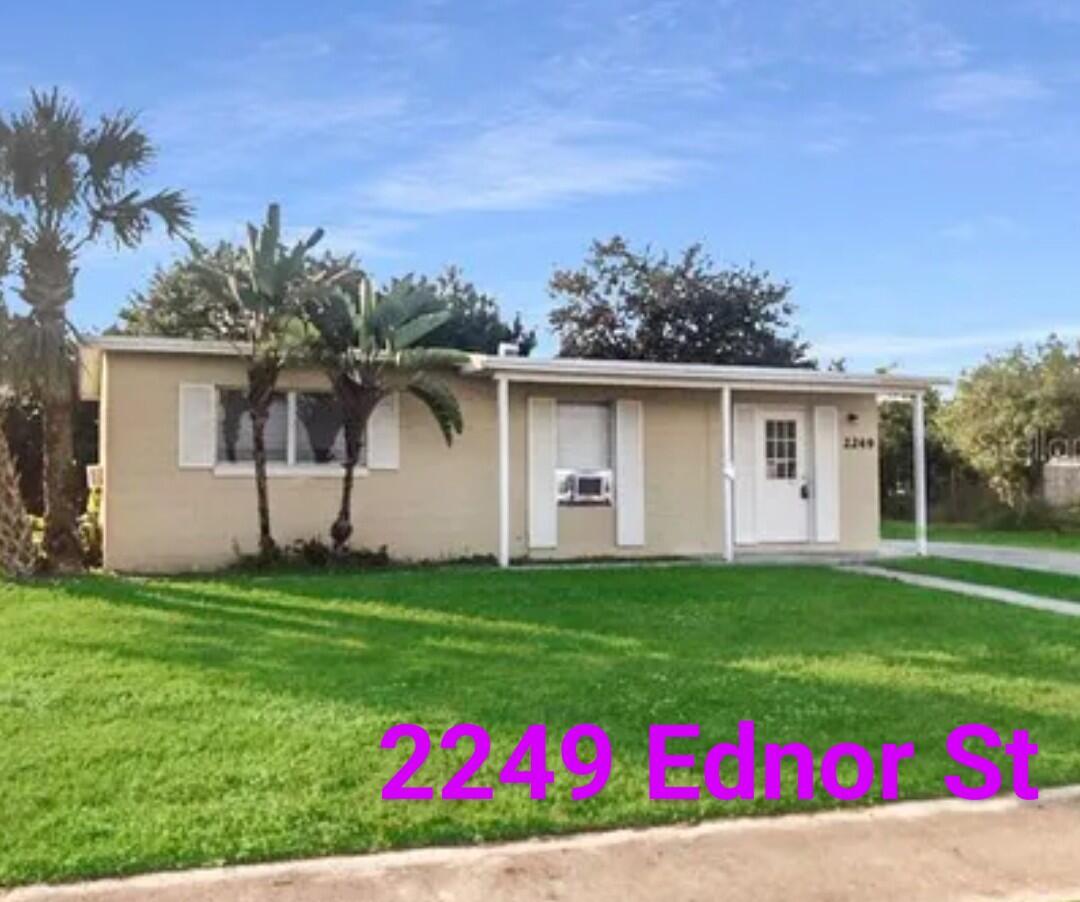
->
[217,389,287,463]
[765,418,797,480]
[557,403,612,470]
[556,402,613,504]
[215,388,364,470]
[295,392,360,465]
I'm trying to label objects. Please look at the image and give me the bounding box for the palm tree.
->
[193,204,347,560]
[302,274,467,551]
[0,89,191,567]
[0,427,36,578]
[0,290,36,579]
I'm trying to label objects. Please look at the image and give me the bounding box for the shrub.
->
[977,498,1067,532]
[77,487,103,568]
[293,536,334,568]
[0,431,38,579]
[231,538,390,573]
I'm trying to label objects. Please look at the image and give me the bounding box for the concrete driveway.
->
[883,539,1080,576]
[6,788,1080,902]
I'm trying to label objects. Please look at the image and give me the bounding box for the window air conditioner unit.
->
[556,469,613,505]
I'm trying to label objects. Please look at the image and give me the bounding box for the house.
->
[79,336,943,573]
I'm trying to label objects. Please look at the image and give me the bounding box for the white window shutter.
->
[178,384,215,469]
[528,397,558,548]
[615,399,645,547]
[733,405,756,544]
[368,392,400,470]
[813,405,840,543]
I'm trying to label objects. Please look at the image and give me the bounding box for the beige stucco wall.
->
[96,352,881,572]
[508,384,726,560]
[100,352,500,572]
[732,390,881,552]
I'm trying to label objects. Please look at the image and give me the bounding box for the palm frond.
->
[405,372,464,446]
[386,279,444,323]
[141,190,193,236]
[82,111,153,195]
[3,89,82,212]
[393,309,452,349]
[391,347,470,373]
[0,306,70,395]
[302,292,356,356]
[366,290,406,339]
[89,188,193,246]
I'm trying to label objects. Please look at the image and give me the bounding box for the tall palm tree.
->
[193,204,348,560]
[303,274,467,551]
[0,89,191,566]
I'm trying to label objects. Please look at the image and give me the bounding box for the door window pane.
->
[217,389,288,463]
[765,418,797,480]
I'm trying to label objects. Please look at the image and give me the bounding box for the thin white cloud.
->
[813,325,1080,361]
[790,0,970,74]
[929,70,1049,117]
[364,115,689,214]
[1027,0,1080,24]
[938,214,1024,243]
[254,33,335,62]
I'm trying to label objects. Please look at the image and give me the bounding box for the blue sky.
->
[4,0,1080,376]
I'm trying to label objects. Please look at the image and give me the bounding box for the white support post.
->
[497,375,511,568]
[913,391,928,556]
[721,386,735,563]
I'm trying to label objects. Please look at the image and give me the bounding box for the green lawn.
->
[2,565,1080,886]
[883,518,1080,551]
[881,556,1080,604]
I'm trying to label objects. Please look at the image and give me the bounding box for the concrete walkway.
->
[844,563,1080,617]
[6,788,1080,902]
[883,539,1080,576]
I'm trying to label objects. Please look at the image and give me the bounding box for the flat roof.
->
[80,335,946,397]
[468,354,944,394]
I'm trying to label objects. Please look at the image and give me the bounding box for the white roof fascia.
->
[82,336,947,394]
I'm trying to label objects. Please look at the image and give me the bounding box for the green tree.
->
[192,204,344,559]
[111,241,244,338]
[937,338,1080,509]
[302,274,466,551]
[113,257,536,355]
[877,387,961,518]
[0,89,191,566]
[549,236,812,366]
[416,266,535,355]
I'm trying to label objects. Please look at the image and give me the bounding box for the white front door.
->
[755,409,810,543]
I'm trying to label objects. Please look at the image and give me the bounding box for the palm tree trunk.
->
[250,405,275,559]
[247,361,280,561]
[41,391,81,567]
[330,379,376,553]
[20,242,81,571]
[331,425,358,552]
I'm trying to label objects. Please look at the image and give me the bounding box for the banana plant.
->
[193,203,348,560]
[302,273,468,552]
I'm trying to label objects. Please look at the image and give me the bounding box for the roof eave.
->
[81,337,948,394]
[470,355,947,393]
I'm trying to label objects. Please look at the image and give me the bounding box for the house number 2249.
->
[843,436,875,450]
